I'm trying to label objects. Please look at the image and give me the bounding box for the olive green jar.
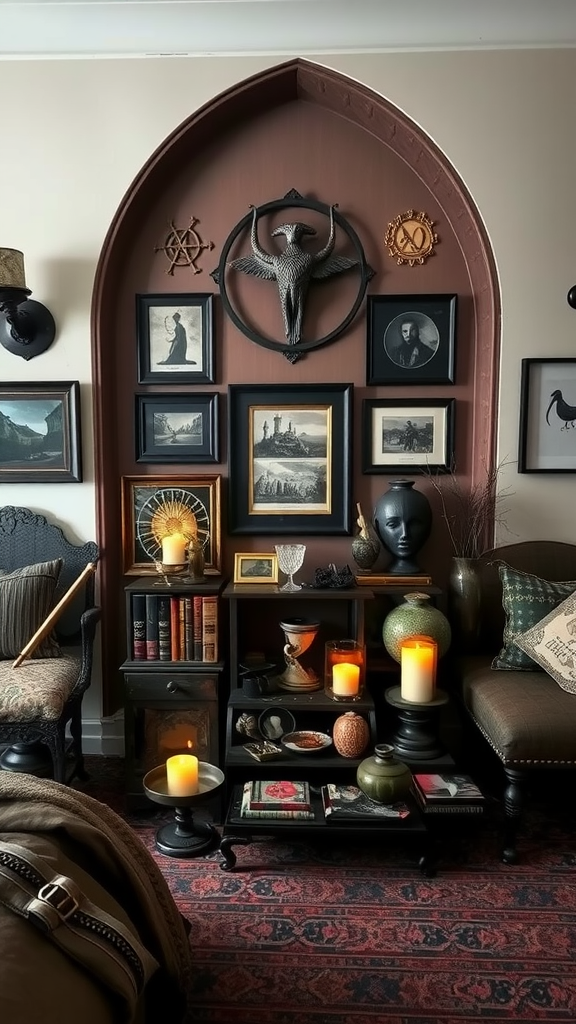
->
[356,743,412,804]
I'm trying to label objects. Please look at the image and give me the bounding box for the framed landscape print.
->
[135,392,219,463]
[233,552,279,584]
[366,294,457,385]
[362,397,454,474]
[0,381,82,483]
[228,383,352,534]
[121,474,222,574]
[518,358,576,472]
[136,293,215,384]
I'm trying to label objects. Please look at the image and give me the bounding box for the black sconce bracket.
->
[0,291,56,360]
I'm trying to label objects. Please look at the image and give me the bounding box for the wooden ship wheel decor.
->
[385,209,439,266]
[155,216,214,275]
[211,189,375,362]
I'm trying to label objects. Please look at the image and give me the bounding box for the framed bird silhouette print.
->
[519,358,576,472]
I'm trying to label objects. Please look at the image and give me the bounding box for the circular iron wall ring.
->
[211,194,374,356]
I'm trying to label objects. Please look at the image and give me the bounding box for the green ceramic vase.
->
[381,592,451,664]
[356,743,412,804]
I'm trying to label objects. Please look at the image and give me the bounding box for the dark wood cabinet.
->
[120,576,227,810]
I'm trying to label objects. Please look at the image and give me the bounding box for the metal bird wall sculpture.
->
[230,203,358,356]
[546,389,576,430]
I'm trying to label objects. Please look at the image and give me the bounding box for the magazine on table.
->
[321,784,411,822]
[412,773,485,814]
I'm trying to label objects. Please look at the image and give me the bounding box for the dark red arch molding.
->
[92,58,499,714]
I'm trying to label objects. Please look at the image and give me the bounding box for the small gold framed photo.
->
[233,552,279,585]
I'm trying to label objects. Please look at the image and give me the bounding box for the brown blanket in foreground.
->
[0,771,193,1023]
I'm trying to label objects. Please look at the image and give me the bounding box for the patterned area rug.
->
[79,759,576,1024]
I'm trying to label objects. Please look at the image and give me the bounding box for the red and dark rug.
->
[79,759,576,1024]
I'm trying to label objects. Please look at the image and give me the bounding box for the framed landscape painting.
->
[228,383,352,534]
[233,552,279,584]
[0,381,82,483]
[135,392,219,463]
[366,294,457,385]
[518,358,576,472]
[362,397,454,473]
[136,293,215,384]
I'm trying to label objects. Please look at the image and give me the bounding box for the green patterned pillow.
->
[0,559,63,660]
[492,562,576,671]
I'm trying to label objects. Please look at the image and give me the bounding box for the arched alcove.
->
[92,58,499,714]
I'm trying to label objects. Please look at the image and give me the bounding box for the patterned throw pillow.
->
[491,562,576,671]
[515,590,576,693]
[0,559,63,660]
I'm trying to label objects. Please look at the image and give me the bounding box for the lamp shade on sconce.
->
[0,248,27,290]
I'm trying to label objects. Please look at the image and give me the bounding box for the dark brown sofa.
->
[454,540,576,863]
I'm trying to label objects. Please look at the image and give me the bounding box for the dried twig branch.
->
[423,458,515,559]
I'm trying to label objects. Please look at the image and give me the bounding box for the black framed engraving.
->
[121,474,222,574]
[362,397,454,474]
[366,294,456,385]
[518,358,576,472]
[135,393,219,463]
[228,383,352,535]
[136,293,214,384]
[0,381,82,483]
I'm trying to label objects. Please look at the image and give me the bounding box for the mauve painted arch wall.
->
[92,58,499,714]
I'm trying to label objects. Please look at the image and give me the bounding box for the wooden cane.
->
[12,561,98,668]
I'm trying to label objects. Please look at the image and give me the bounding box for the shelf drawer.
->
[124,672,219,702]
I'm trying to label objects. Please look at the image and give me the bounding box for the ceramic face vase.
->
[373,479,432,575]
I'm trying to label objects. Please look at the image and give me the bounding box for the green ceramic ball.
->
[382,592,451,663]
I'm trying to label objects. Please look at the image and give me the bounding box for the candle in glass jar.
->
[332,662,360,697]
[161,533,187,565]
[400,638,436,703]
[166,753,199,795]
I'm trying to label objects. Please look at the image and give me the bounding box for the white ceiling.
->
[1,0,576,60]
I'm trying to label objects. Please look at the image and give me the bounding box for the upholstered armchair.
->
[454,540,576,863]
[0,506,100,783]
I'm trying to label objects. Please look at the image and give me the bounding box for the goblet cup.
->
[275,544,306,591]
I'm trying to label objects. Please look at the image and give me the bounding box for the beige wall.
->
[1,49,574,732]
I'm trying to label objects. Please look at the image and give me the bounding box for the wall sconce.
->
[0,248,56,360]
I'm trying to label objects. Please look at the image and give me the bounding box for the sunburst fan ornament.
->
[150,499,199,543]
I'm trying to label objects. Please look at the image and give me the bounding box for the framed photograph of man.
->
[362,397,455,473]
[228,383,352,534]
[518,358,576,472]
[366,294,457,385]
[136,293,215,384]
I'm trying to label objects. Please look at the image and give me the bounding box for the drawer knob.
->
[166,681,179,693]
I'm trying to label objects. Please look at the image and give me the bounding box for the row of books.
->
[238,773,486,822]
[131,593,219,663]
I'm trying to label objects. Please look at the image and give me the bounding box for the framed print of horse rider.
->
[136,293,215,384]
[362,397,455,474]
[366,294,456,385]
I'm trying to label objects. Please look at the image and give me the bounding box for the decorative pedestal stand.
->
[384,686,449,761]
[143,762,224,858]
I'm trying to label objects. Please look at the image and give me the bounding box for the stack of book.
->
[240,780,315,820]
[131,592,218,663]
[321,784,411,821]
[412,773,485,815]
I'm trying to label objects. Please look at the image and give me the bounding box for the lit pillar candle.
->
[400,638,436,703]
[332,662,360,697]
[166,753,199,796]
[161,533,187,565]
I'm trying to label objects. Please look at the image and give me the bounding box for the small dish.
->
[282,730,333,754]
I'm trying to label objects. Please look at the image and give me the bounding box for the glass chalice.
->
[275,544,306,592]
